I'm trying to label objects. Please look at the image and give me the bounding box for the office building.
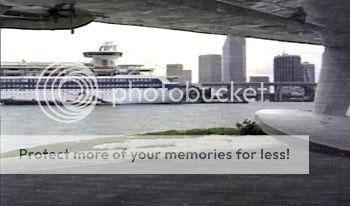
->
[166,64,183,76]
[274,54,303,82]
[166,64,192,83]
[222,36,246,82]
[199,54,222,83]
[302,62,316,83]
[181,70,192,83]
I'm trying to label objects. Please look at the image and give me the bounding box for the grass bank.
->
[144,120,266,136]
[143,127,240,135]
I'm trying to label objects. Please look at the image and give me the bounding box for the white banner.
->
[1,135,309,174]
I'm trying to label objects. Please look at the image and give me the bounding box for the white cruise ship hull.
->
[1,88,183,105]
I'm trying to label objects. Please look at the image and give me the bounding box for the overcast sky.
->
[1,22,324,82]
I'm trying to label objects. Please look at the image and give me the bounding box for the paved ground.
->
[1,152,349,206]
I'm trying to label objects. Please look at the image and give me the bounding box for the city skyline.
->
[1,22,324,83]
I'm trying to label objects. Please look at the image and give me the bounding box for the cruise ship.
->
[0,42,183,104]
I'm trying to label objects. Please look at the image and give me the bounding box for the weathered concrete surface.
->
[0,0,329,45]
[315,47,350,116]
[2,0,350,45]
[1,152,349,205]
[255,109,350,152]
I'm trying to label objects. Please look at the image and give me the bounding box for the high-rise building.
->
[302,62,316,83]
[166,64,183,77]
[222,36,246,82]
[166,64,192,83]
[274,54,303,82]
[181,70,192,83]
[199,54,222,83]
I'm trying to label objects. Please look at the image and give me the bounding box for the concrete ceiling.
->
[1,0,350,46]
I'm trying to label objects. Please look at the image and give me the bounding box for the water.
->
[1,102,313,151]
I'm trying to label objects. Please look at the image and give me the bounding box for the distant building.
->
[249,76,270,83]
[166,64,183,77]
[199,54,222,83]
[302,62,316,83]
[181,70,192,83]
[166,64,192,83]
[274,54,303,82]
[222,36,246,82]
[249,76,270,93]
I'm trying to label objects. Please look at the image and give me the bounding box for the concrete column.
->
[274,86,279,102]
[314,46,350,116]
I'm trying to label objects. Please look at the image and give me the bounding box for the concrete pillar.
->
[274,86,279,102]
[314,46,350,116]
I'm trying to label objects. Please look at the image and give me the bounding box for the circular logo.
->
[35,63,98,123]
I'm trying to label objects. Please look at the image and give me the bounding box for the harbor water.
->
[1,102,313,152]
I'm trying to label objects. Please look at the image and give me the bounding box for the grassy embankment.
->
[144,120,266,136]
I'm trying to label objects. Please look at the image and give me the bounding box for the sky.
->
[1,22,324,83]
